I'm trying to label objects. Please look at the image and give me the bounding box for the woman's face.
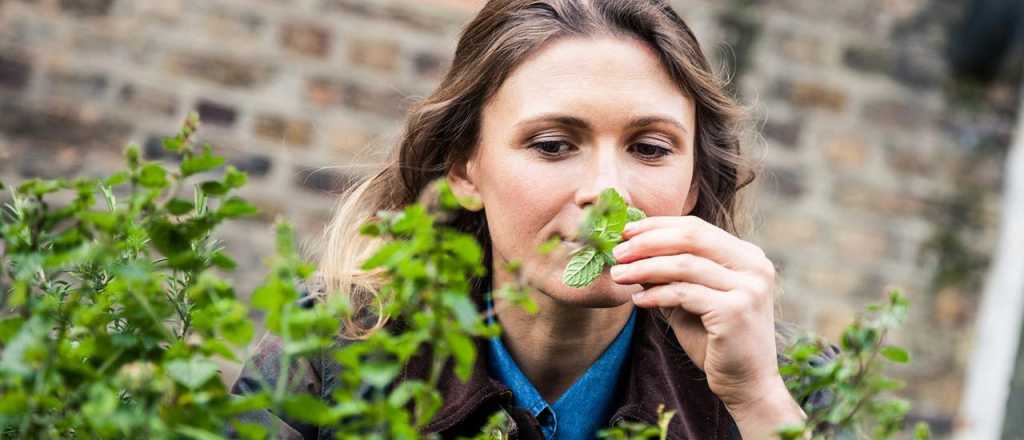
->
[449,35,698,308]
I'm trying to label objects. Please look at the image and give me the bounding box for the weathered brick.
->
[320,0,464,34]
[412,51,449,80]
[777,80,847,112]
[306,76,409,118]
[295,165,358,194]
[59,0,114,17]
[46,68,108,99]
[834,225,891,263]
[833,178,930,217]
[166,52,274,88]
[0,101,132,151]
[776,30,825,65]
[762,166,805,200]
[119,83,178,116]
[763,117,802,149]
[824,134,868,169]
[195,99,238,127]
[843,45,890,76]
[253,114,313,146]
[862,98,925,130]
[348,38,400,71]
[0,53,31,90]
[280,21,332,58]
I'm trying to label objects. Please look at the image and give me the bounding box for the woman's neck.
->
[489,271,634,404]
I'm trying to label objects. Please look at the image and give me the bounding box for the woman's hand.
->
[609,215,804,436]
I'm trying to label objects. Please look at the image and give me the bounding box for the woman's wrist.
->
[723,375,807,440]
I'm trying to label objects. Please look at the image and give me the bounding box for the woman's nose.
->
[573,148,632,208]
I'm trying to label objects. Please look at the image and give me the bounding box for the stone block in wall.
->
[45,67,109,100]
[118,83,178,117]
[0,52,31,91]
[194,99,238,128]
[305,76,410,118]
[761,166,805,200]
[165,52,275,88]
[0,101,132,153]
[412,50,450,81]
[862,98,927,131]
[763,117,803,149]
[280,21,332,58]
[348,38,400,71]
[59,0,114,17]
[320,0,466,35]
[824,133,869,170]
[833,178,930,217]
[776,79,848,112]
[294,165,359,194]
[253,114,313,147]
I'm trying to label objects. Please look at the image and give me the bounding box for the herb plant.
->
[0,114,931,439]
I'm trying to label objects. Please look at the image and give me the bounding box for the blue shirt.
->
[484,292,637,440]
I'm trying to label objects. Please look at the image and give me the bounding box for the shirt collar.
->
[483,291,637,439]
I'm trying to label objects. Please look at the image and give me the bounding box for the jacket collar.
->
[398,299,730,440]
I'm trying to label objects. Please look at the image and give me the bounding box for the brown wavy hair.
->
[315,0,764,341]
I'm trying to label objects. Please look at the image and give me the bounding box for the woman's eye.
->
[630,143,672,160]
[530,140,574,157]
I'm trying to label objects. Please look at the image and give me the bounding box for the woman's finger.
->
[617,216,769,275]
[610,253,739,292]
[631,281,727,316]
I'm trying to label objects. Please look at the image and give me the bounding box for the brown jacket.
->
[229,283,836,439]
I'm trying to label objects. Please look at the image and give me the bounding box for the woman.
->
[231,1,836,439]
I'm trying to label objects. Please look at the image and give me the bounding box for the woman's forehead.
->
[484,35,694,131]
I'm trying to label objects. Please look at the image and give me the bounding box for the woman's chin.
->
[541,272,639,307]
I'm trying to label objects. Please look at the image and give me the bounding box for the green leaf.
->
[563,247,604,288]
[181,145,225,177]
[139,163,169,189]
[224,166,247,189]
[200,181,228,196]
[626,206,647,222]
[165,356,219,389]
[231,422,268,440]
[167,198,195,215]
[176,426,227,440]
[282,394,339,425]
[217,197,258,218]
[445,330,476,382]
[880,346,910,363]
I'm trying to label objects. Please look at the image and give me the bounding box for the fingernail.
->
[632,291,647,301]
[623,222,638,234]
[610,265,626,278]
[612,243,629,259]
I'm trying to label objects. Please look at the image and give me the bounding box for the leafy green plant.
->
[0,114,929,440]
[561,188,646,288]
[776,291,932,440]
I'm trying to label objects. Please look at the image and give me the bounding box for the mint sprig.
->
[562,189,646,288]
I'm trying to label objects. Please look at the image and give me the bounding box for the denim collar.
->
[483,292,636,439]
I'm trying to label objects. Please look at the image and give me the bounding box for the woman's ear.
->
[447,158,484,211]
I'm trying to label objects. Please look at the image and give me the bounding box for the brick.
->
[763,117,802,149]
[326,123,373,155]
[280,21,332,58]
[229,154,272,178]
[762,166,805,200]
[824,134,868,169]
[412,51,448,80]
[306,76,409,118]
[0,53,31,90]
[166,52,274,88]
[759,213,819,247]
[843,45,890,76]
[833,179,930,217]
[295,165,358,194]
[253,114,313,146]
[119,83,178,116]
[348,38,400,71]
[46,68,108,99]
[862,98,925,130]
[776,30,825,65]
[320,0,463,34]
[778,80,847,112]
[195,99,238,127]
[834,225,890,263]
[59,0,115,17]
[0,101,132,151]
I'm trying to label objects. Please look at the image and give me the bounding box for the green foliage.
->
[562,188,646,288]
[776,291,930,440]
[0,114,929,440]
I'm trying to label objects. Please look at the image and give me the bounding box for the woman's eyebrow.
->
[514,112,688,134]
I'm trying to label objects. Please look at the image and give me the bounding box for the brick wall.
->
[1,0,1019,435]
